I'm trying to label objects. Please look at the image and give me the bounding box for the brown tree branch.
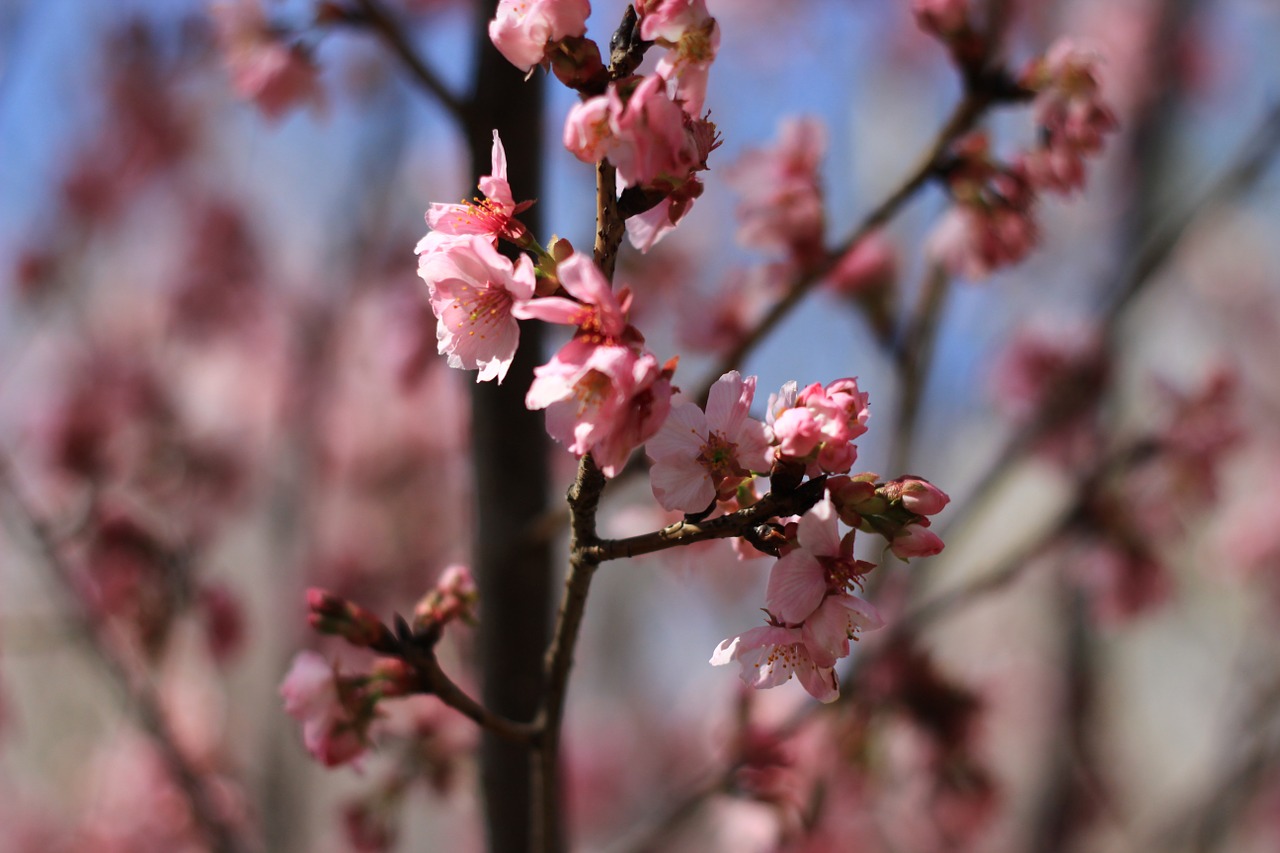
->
[0,459,254,853]
[346,0,469,123]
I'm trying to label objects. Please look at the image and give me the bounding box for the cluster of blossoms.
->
[916,0,1118,279]
[489,0,722,251]
[1018,40,1121,194]
[645,372,947,702]
[410,2,731,473]
[711,472,949,703]
[280,566,477,766]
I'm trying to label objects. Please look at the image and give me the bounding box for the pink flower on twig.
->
[647,370,772,513]
[426,130,532,243]
[415,235,536,383]
[488,0,591,73]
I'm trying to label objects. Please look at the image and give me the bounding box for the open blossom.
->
[520,253,673,476]
[280,651,369,767]
[927,200,1037,280]
[426,130,531,242]
[211,0,322,121]
[488,0,591,73]
[606,76,699,187]
[724,117,826,265]
[765,497,878,625]
[715,497,884,703]
[647,370,772,513]
[637,0,719,114]
[415,234,536,383]
[526,344,672,477]
[711,625,840,703]
[563,75,716,188]
[512,252,631,340]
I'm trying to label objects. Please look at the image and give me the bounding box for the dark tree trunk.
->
[465,4,551,852]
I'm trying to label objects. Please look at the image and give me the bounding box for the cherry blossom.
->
[526,344,673,477]
[512,252,631,341]
[647,370,772,513]
[415,234,537,383]
[637,0,720,114]
[769,377,870,474]
[764,497,876,624]
[280,652,369,767]
[211,0,322,121]
[889,522,945,559]
[724,117,826,264]
[425,130,532,243]
[488,0,591,73]
[710,624,840,703]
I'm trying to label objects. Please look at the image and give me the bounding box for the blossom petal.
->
[765,549,827,624]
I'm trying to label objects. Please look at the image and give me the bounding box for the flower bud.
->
[890,523,945,560]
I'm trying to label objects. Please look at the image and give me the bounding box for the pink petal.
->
[796,497,841,558]
[646,399,706,461]
[649,455,714,513]
[765,550,827,624]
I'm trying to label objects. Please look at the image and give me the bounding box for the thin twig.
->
[347,0,469,123]
[534,454,606,853]
[0,460,253,853]
[695,88,1005,406]
[887,263,952,474]
[946,104,1280,541]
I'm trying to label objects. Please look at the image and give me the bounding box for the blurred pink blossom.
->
[211,0,323,121]
[488,0,591,73]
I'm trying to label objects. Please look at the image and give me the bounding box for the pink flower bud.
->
[890,523,945,559]
[885,476,951,516]
[414,564,479,626]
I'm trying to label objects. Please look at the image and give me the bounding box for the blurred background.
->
[3,0,1280,850]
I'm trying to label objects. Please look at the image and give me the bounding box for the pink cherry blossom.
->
[636,0,710,42]
[512,252,631,342]
[563,76,713,189]
[563,95,614,164]
[638,0,720,114]
[882,476,951,516]
[711,624,839,703]
[414,563,478,625]
[800,592,884,666]
[624,177,704,253]
[769,378,870,474]
[280,651,368,767]
[647,370,772,513]
[426,130,531,242]
[1018,39,1119,196]
[415,234,536,383]
[926,203,1038,280]
[488,0,591,73]
[764,497,876,624]
[607,76,702,188]
[825,230,898,297]
[724,117,826,264]
[211,0,323,121]
[526,343,673,478]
